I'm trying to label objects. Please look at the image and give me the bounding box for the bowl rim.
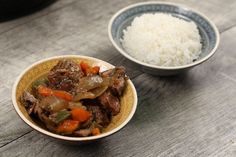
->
[12,55,138,141]
[108,1,220,70]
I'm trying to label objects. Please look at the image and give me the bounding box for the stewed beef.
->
[101,66,127,96]
[87,104,111,127]
[98,90,120,116]
[21,91,38,115]
[21,58,129,137]
[98,66,127,116]
[47,59,84,93]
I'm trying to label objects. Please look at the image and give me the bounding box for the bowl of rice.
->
[108,2,220,75]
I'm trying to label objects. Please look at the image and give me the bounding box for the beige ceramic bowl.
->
[12,55,137,143]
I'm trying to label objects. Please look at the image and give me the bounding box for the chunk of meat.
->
[80,116,93,129]
[101,69,115,77]
[39,112,57,132]
[21,91,38,115]
[101,66,127,96]
[22,94,59,132]
[87,105,111,127]
[47,59,84,93]
[98,90,120,116]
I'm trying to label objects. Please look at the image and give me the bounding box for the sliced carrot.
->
[57,120,79,134]
[91,66,100,74]
[53,90,73,101]
[38,85,53,96]
[38,85,73,101]
[71,108,91,122]
[92,128,101,136]
[80,61,89,73]
[80,61,100,76]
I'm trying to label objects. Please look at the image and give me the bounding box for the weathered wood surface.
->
[0,0,236,156]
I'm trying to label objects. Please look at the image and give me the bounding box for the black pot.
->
[0,0,55,20]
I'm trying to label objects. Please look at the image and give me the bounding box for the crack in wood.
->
[220,24,236,34]
[0,130,33,149]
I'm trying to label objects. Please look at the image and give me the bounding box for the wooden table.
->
[1,0,236,156]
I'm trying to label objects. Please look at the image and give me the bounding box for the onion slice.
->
[38,96,68,113]
[73,86,108,101]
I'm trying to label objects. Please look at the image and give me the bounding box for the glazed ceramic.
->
[108,2,220,76]
[12,55,137,143]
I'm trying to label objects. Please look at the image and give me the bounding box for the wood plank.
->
[0,0,143,147]
[1,24,236,156]
[0,0,236,155]
[175,0,236,33]
[1,50,236,156]
[0,0,236,36]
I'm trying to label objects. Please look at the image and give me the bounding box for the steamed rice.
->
[121,13,202,67]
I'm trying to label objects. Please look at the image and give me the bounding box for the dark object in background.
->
[0,0,55,21]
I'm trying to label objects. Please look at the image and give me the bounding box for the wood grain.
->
[0,0,236,156]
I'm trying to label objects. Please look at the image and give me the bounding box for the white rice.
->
[121,13,202,67]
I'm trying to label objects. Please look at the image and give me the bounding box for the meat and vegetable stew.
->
[21,59,128,137]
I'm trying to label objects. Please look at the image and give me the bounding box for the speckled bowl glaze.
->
[108,2,220,76]
[12,55,137,144]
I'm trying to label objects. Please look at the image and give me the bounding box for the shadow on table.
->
[130,70,199,126]
[55,140,108,154]
[0,0,56,22]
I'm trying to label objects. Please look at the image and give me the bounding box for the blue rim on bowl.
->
[108,1,220,70]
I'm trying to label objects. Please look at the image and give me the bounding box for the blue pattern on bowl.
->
[110,2,218,63]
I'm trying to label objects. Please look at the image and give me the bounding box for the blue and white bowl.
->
[108,2,220,76]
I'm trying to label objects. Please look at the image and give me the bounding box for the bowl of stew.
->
[12,55,137,143]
